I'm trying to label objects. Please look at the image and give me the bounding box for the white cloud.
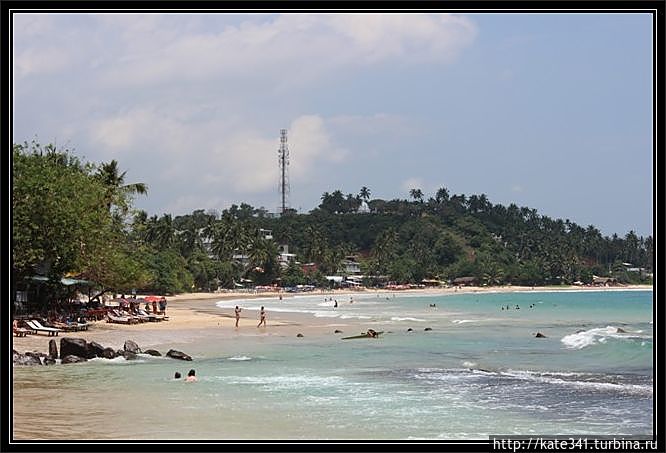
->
[13,46,70,78]
[41,13,477,88]
[13,13,479,216]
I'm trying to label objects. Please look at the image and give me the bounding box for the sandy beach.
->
[11,285,652,357]
[12,285,653,441]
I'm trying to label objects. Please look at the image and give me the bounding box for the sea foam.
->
[561,326,651,349]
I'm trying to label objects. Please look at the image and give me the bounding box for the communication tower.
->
[278,129,290,215]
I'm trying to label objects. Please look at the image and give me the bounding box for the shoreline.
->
[12,285,653,357]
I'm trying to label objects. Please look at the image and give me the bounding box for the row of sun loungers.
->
[13,308,169,337]
[106,309,168,325]
[14,318,90,337]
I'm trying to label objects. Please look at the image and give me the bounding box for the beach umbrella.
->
[144,295,161,302]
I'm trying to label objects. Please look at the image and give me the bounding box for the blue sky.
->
[12,12,654,237]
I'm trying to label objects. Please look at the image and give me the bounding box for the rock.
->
[120,350,137,360]
[616,327,627,333]
[166,349,192,361]
[296,333,304,337]
[87,341,106,358]
[535,332,547,338]
[101,348,117,359]
[334,330,343,334]
[44,357,56,366]
[61,355,88,364]
[13,352,42,366]
[407,328,413,332]
[143,349,162,356]
[124,340,141,354]
[424,327,432,331]
[60,338,88,359]
[48,339,58,359]
[25,351,49,365]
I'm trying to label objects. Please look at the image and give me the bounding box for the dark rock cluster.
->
[13,338,192,366]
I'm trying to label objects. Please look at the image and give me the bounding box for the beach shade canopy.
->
[143,295,162,302]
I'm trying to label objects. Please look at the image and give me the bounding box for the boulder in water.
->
[124,340,141,354]
[296,333,304,338]
[143,349,162,356]
[534,332,547,338]
[334,330,343,334]
[61,355,88,364]
[120,350,137,360]
[101,348,117,359]
[60,338,88,359]
[166,349,192,361]
[616,327,627,333]
[13,352,43,366]
[424,327,432,331]
[48,339,58,359]
[86,341,106,358]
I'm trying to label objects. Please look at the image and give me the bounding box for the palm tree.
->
[409,188,424,203]
[435,187,449,204]
[359,186,371,202]
[96,160,148,211]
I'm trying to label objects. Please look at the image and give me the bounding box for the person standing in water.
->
[234,305,241,328]
[186,369,197,382]
[257,306,267,327]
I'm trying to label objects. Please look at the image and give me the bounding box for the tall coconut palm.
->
[359,186,371,202]
[409,188,424,203]
[96,160,148,212]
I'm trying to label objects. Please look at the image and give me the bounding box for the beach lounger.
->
[13,326,30,337]
[49,321,79,332]
[137,308,164,322]
[25,320,61,336]
[107,313,131,324]
[116,310,141,324]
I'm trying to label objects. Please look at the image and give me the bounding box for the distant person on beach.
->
[334,300,338,308]
[257,306,267,327]
[174,372,181,379]
[186,369,197,382]
[350,296,354,304]
[235,306,241,327]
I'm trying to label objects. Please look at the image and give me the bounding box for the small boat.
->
[341,331,384,340]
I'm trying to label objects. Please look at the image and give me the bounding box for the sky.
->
[11,11,654,238]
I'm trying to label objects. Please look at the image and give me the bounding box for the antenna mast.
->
[278,129,290,215]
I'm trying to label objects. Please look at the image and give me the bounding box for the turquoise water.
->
[12,290,653,440]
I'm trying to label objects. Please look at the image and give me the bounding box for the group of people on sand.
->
[233,305,267,328]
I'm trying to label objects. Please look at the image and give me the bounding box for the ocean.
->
[12,289,653,441]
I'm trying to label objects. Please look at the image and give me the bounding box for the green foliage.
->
[281,261,306,287]
[15,141,652,306]
[140,249,194,294]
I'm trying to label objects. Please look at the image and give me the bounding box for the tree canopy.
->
[13,142,653,313]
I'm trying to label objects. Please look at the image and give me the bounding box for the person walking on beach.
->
[234,305,241,328]
[257,306,267,327]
